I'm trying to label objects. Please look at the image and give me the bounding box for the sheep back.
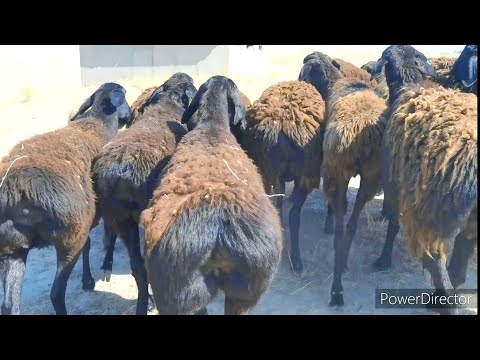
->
[334,58,376,85]
[385,86,477,259]
[245,81,325,191]
[430,57,457,88]
[93,104,187,223]
[322,78,387,182]
[141,128,282,256]
[129,86,157,124]
[0,119,108,253]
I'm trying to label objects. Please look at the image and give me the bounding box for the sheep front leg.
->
[372,217,399,271]
[224,296,251,315]
[330,181,348,307]
[1,250,28,315]
[195,307,209,315]
[423,254,456,315]
[288,181,308,274]
[51,249,82,315]
[324,202,334,234]
[343,175,379,271]
[81,236,95,291]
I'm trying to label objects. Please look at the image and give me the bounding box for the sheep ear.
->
[139,85,164,113]
[228,89,247,130]
[298,63,311,82]
[70,91,96,121]
[463,55,478,88]
[371,58,387,81]
[185,84,197,101]
[181,83,197,110]
[331,59,341,70]
[181,86,204,125]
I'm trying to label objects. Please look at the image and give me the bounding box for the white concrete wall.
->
[79,45,230,84]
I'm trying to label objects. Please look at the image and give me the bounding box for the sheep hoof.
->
[371,257,391,271]
[195,307,209,315]
[374,212,386,221]
[329,292,344,307]
[324,224,334,235]
[290,257,304,274]
[82,277,96,292]
[101,270,112,282]
[425,290,458,315]
[447,267,465,290]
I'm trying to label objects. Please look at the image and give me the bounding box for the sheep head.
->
[298,52,343,98]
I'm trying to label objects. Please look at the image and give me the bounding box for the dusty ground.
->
[1,179,476,315]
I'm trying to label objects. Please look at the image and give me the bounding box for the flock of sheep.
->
[0,44,477,315]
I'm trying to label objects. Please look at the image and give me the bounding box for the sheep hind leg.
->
[81,236,95,291]
[423,255,456,315]
[125,222,149,315]
[275,180,286,220]
[330,181,348,307]
[1,249,28,315]
[100,223,117,282]
[288,181,308,274]
[51,248,82,315]
[343,176,378,272]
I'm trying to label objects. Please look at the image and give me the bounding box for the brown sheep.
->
[90,73,196,315]
[0,83,128,315]
[304,52,388,98]
[361,60,390,100]
[141,76,283,315]
[299,53,387,306]
[129,86,157,125]
[374,45,476,314]
[239,91,251,107]
[430,56,457,88]
[244,80,326,274]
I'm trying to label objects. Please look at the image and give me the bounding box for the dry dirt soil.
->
[1,179,476,315]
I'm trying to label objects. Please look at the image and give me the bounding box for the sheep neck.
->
[196,92,231,130]
[325,72,344,99]
[385,65,425,106]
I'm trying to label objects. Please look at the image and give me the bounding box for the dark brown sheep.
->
[141,76,283,315]
[373,45,476,314]
[91,73,196,314]
[0,83,128,315]
[299,52,387,306]
[304,52,388,98]
[244,81,326,274]
[185,90,251,131]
